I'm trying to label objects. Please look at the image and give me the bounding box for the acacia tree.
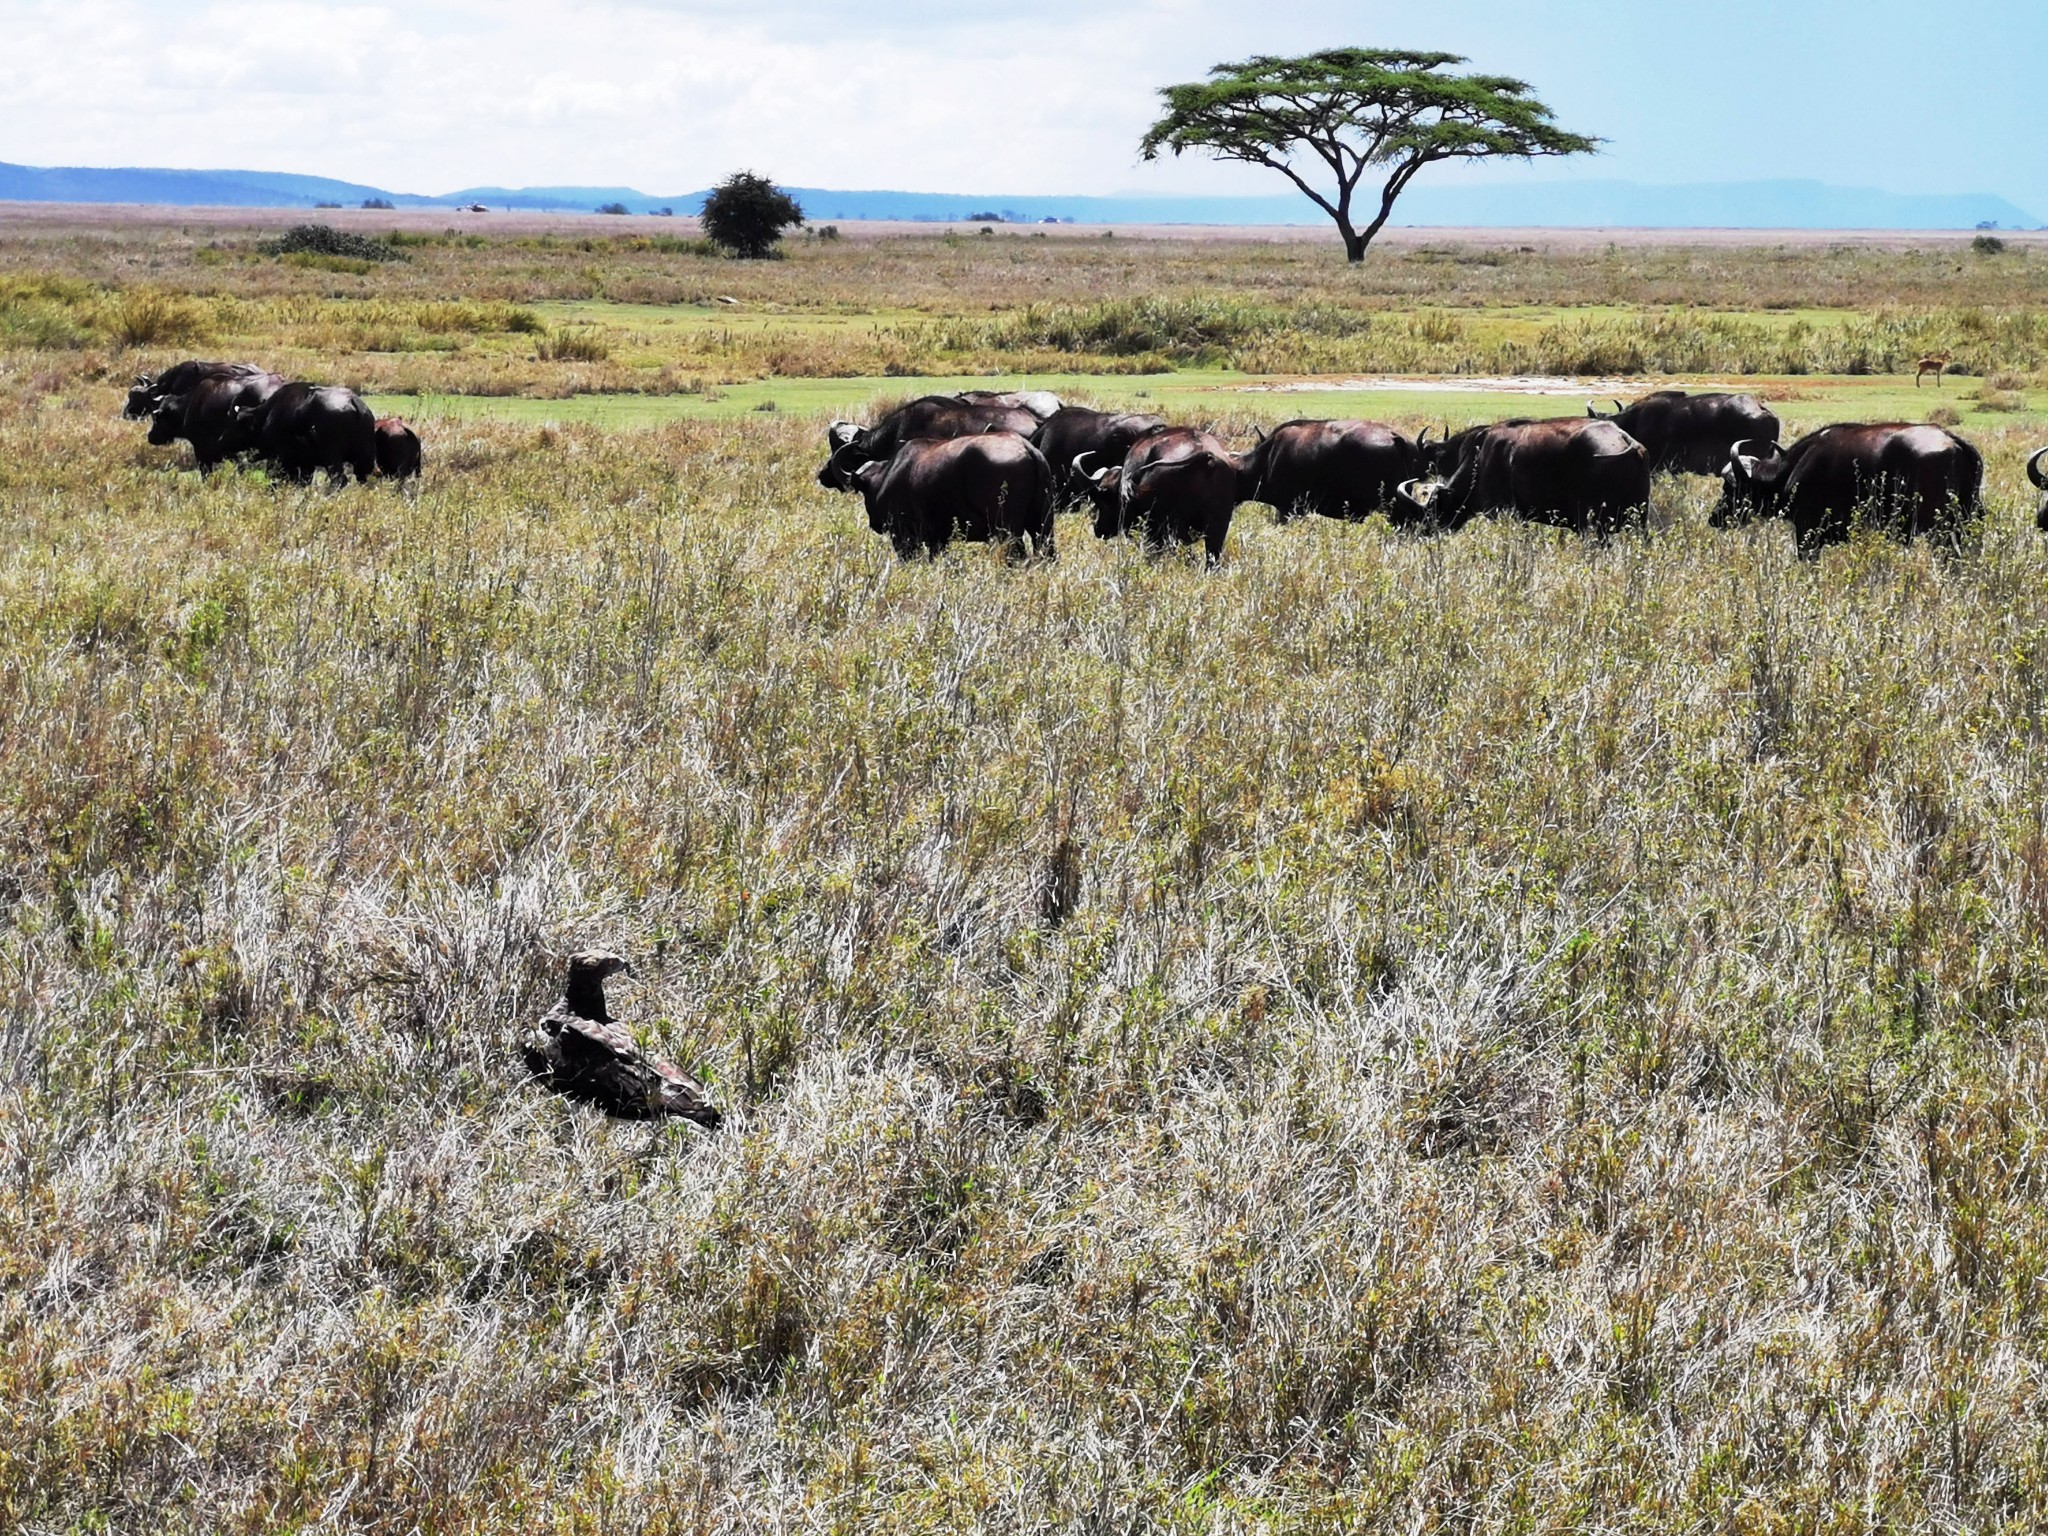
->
[700,171,805,259]
[1141,49,1598,263]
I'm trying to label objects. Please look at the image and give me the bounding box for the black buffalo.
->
[147,370,286,471]
[1589,390,1781,475]
[1031,406,1169,507]
[1241,419,1421,522]
[1715,424,1984,553]
[373,417,423,478]
[842,434,1055,560]
[219,383,379,483]
[1076,428,1252,564]
[126,360,271,422]
[2028,447,2048,533]
[819,395,1041,487]
[1392,418,1651,535]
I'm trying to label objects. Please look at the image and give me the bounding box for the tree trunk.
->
[1334,213,1366,264]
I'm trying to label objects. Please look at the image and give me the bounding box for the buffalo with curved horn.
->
[1715,423,1982,555]
[1588,390,1781,476]
[1391,418,1649,536]
[2028,446,2048,532]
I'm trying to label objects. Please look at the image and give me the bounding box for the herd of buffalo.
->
[123,360,420,481]
[122,361,2048,560]
[818,388,2048,561]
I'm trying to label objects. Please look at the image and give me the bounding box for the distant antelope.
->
[1916,354,1951,388]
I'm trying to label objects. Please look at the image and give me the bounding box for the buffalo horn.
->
[1071,451,1098,478]
[1416,426,1433,452]
[2028,446,2048,491]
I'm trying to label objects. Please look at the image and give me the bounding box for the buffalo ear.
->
[827,421,860,450]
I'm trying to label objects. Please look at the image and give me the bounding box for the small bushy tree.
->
[700,172,805,259]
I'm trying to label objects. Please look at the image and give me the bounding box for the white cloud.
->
[1,0,2040,211]
[0,0,1266,195]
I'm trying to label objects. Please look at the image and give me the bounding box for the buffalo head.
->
[2029,446,2048,533]
[1071,451,1124,538]
[124,373,160,421]
[1714,438,1788,528]
[1388,477,1445,529]
[146,397,184,446]
[817,432,874,491]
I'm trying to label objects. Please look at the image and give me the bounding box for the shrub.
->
[101,288,209,347]
[1974,388,2025,412]
[816,225,841,241]
[537,327,611,362]
[596,202,631,216]
[362,198,395,210]
[700,171,804,259]
[261,224,407,263]
[1926,403,1962,426]
[1972,234,2007,255]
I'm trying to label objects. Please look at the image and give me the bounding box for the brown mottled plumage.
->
[521,952,722,1128]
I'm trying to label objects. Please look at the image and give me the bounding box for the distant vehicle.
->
[1041,217,1059,225]
[462,203,488,213]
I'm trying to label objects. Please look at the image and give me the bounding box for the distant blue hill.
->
[0,161,2037,229]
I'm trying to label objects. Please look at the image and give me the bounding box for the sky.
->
[1,0,2043,210]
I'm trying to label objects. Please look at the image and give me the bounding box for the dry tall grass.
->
[6,375,2048,1530]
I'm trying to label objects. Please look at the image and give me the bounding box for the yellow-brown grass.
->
[6,365,2048,1528]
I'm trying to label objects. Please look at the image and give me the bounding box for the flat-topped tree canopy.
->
[1140,48,1599,263]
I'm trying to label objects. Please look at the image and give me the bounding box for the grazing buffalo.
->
[957,389,1064,421]
[1241,419,1421,522]
[147,370,286,471]
[1588,391,1781,475]
[819,395,1040,486]
[2028,447,2048,533]
[1715,424,1983,553]
[219,383,379,483]
[1076,428,1252,564]
[843,434,1055,560]
[1392,418,1651,535]
[373,417,423,478]
[126,360,271,422]
[1031,406,1169,507]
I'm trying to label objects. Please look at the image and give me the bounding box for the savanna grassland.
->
[8,217,2048,1534]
